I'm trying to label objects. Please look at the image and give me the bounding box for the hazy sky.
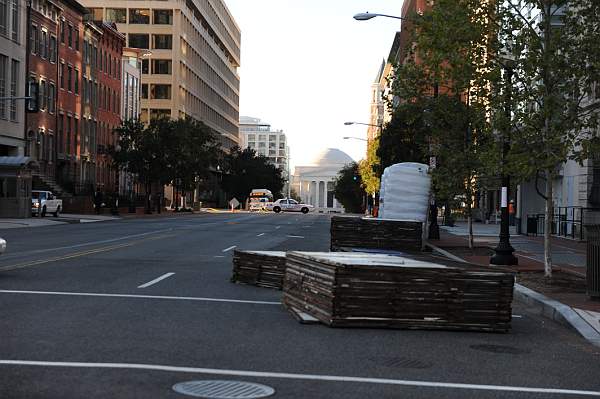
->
[225,1,404,168]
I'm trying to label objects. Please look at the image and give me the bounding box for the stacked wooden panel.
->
[231,250,287,289]
[330,216,423,253]
[283,252,514,332]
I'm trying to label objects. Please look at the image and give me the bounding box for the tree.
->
[359,137,381,200]
[220,147,285,204]
[492,1,600,277]
[333,162,365,214]
[111,118,222,211]
[386,0,497,248]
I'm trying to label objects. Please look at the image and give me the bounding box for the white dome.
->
[309,148,354,166]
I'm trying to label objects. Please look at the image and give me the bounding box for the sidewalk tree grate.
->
[172,380,275,398]
[470,344,530,355]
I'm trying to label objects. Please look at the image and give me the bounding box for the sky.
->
[225,0,404,169]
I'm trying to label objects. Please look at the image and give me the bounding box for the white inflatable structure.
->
[379,162,431,222]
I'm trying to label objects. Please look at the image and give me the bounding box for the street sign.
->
[229,197,240,210]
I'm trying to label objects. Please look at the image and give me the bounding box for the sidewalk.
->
[434,221,600,345]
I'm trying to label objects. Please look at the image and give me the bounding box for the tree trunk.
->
[544,169,553,278]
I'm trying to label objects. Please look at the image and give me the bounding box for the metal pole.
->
[491,67,518,265]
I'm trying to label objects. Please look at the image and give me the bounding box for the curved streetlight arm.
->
[353,12,405,21]
[344,121,382,128]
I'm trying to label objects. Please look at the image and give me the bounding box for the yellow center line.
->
[0,235,174,273]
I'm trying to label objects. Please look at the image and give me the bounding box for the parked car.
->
[267,198,314,214]
[0,237,5,255]
[31,190,63,217]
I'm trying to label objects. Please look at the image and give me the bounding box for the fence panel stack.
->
[330,216,423,253]
[231,250,287,289]
[283,252,514,332]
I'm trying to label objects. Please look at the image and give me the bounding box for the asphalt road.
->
[0,212,599,399]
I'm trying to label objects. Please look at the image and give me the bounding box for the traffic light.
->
[26,80,39,113]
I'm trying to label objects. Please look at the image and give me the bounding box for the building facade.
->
[292,148,353,212]
[27,0,60,182]
[55,0,86,193]
[94,21,124,192]
[121,47,142,121]
[0,0,27,158]
[80,0,241,149]
[239,116,289,183]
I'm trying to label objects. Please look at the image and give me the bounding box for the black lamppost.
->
[491,57,518,265]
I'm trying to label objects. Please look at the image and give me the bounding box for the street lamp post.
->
[353,12,405,21]
[490,58,518,265]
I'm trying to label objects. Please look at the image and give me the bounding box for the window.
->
[49,35,56,63]
[128,33,149,49]
[129,9,149,24]
[59,62,64,89]
[60,19,64,43]
[30,25,38,54]
[9,59,17,121]
[248,134,255,141]
[150,108,170,120]
[151,84,171,99]
[90,8,103,21]
[74,68,79,94]
[67,65,72,92]
[48,83,55,113]
[67,24,72,48]
[39,79,46,111]
[141,58,149,74]
[41,30,47,58]
[153,34,172,49]
[0,0,7,36]
[141,83,148,99]
[152,59,171,74]
[10,0,17,41]
[0,55,6,119]
[153,9,172,25]
[106,8,126,23]
[66,115,72,155]
[75,29,79,51]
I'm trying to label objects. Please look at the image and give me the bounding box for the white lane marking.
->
[0,360,598,397]
[138,273,175,289]
[512,315,523,318]
[0,290,280,305]
[286,235,305,239]
[256,233,265,237]
[222,246,237,253]
[214,255,225,258]
[275,226,281,229]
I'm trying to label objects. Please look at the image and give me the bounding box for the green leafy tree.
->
[387,0,497,247]
[333,162,365,214]
[359,137,381,198]
[220,147,285,204]
[492,1,600,276]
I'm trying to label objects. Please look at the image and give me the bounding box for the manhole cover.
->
[172,380,275,398]
[470,344,530,355]
[375,357,432,369]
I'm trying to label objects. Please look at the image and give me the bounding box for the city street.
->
[0,213,599,398]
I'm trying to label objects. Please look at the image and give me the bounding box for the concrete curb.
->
[425,241,600,348]
[513,284,600,348]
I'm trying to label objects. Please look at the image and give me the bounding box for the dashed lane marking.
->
[138,273,175,289]
[286,235,305,239]
[222,246,237,253]
[0,360,598,396]
[256,233,265,237]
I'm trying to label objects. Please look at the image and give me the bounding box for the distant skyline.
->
[226,0,404,168]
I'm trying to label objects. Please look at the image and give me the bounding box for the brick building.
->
[94,22,124,192]
[27,0,60,187]
[56,0,87,193]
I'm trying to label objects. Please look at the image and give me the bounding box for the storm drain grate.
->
[375,357,433,369]
[470,344,530,355]
[172,380,275,398]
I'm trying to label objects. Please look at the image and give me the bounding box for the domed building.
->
[292,148,354,212]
